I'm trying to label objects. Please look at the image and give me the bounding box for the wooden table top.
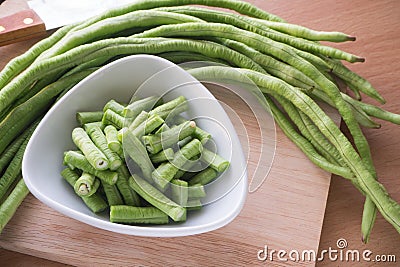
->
[0,0,399,266]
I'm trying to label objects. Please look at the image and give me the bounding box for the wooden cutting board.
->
[0,69,339,266]
[0,31,339,267]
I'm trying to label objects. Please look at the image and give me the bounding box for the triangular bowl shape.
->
[22,55,247,237]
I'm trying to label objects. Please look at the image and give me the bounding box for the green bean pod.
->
[188,167,219,186]
[76,111,104,125]
[110,205,169,224]
[0,178,30,233]
[72,127,109,170]
[73,172,99,197]
[122,131,155,181]
[103,100,126,116]
[101,180,124,206]
[128,174,186,222]
[104,125,122,152]
[123,96,160,118]
[142,120,197,154]
[63,151,118,185]
[86,125,122,170]
[61,168,108,213]
[116,165,141,206]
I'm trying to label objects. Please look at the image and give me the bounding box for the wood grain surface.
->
[0,0,399,266]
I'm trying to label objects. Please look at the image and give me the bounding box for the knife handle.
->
[0,9,46,47]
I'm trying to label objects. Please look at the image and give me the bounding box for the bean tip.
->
[355,57,366,63]
[347,35,356,41]
[189,120,196,128]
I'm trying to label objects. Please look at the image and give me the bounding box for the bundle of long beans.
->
[0,0,399,242]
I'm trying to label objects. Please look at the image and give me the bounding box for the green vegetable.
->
[73,172,99,197]
[149,148,175,164]
[103,100,126,116]
[76,111,104,125]
[61,168,108,213]
[72,127,109,170]
[200,148,230,173]
[123,96,160,118]
[171,179,188,206]
[110,205,169,224]
[115,165,141,206]
[152,139,203,189]
[142,120,197,154]
[1,0,398,240]
[0,178,29,233]
[102,109,126,129]
[128,174,186,222]
[123,131,155,181]
[104,125,122,152]
[86,125,122,170]
[63,151,118,185]
[187,198,202,210]
[188,184,206,198]
[102,180,124,206]
[0,121,37,201]
[130,113,164,138]
[188,167,219,186]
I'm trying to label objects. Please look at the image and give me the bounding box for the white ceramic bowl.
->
[22,55,247,237]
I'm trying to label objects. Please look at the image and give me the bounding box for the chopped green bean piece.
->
[110,205,169,224]
[61,168,107,213]
[173,155,201,180]
[152,139,203,189]
[178,136,192,148]
[83,121,104,131]
[76,111,104,125]
[187,198,202,211]
[123,131,155,181]
[171,179,188,207]
[101,180,124,206]
[86,125,122,170]
[102,109,125,129]
[149,148,174,164]
[188,167,218,186]
[73,172,99,197]
[142,120,196,154]
[128,110,149,131]
[130,113,164,138]
[128,175,186,222]
[174,116,211,144]
[188,184,206,198]
[155,123,170,134]
[72,127,109,170]
[104,125,122,152]
[103,99,125,115]
[149,96,188,120]
[193,127,212,144]
[116,165,141,206]
[200,148,230,173]
[63,151,118,185]
[123,96,160,118]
